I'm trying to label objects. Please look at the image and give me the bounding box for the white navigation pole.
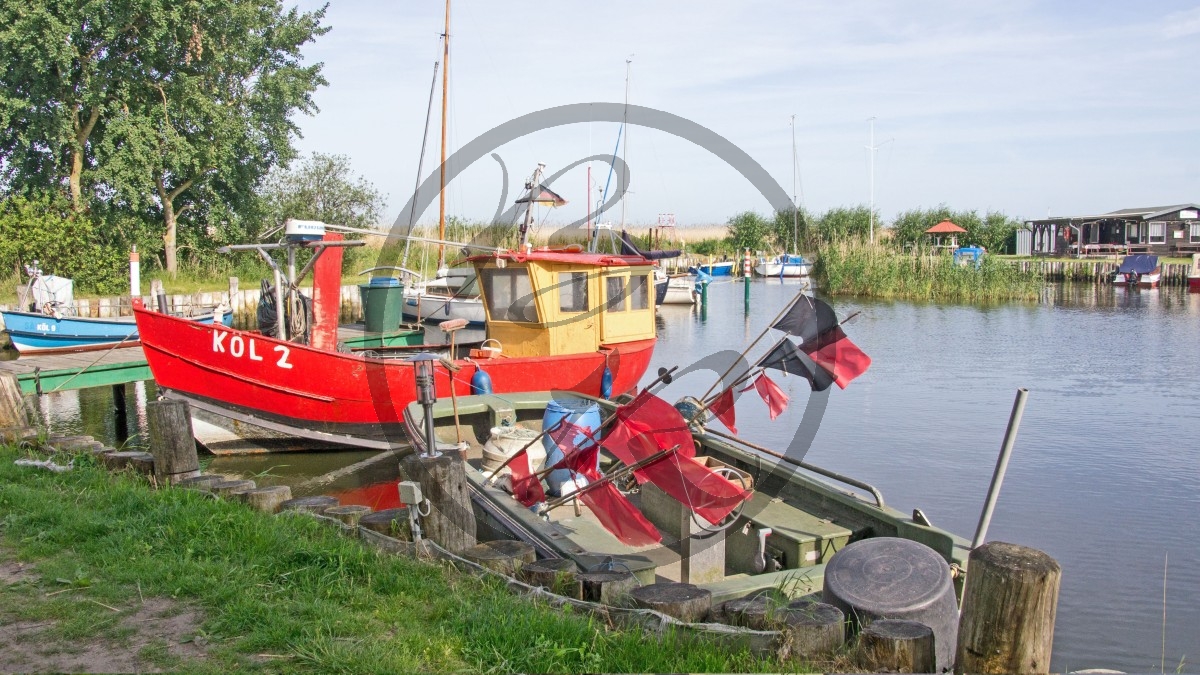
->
[865,117,892,244]
[790,114,798,252]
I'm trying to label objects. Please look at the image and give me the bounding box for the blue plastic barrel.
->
[542,397,602,496]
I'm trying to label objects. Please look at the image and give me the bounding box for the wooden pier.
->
[1012,259,1192,286]
[0,346,149,395]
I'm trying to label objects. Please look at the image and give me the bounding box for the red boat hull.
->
[134,308,654,450]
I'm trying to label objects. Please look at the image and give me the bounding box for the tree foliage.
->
[0,194,126,294]
[261,153,385,229]
[0,0,330,274]
[890,206,1021,253]
[726,211,771,252]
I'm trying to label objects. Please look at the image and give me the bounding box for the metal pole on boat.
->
[273,268,286,340]
[972,387,1029,549]
[413,354,441,458]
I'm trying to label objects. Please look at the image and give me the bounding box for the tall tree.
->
[0,1,329,273]
[261,152,385,229]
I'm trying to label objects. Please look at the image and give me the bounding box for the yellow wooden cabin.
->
[469,250,658,358]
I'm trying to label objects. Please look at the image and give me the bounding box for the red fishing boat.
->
[133,224,658,453]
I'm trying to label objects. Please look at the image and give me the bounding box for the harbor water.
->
[19,280,1200,672]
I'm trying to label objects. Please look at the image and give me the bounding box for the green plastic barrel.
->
[358,277,404,333]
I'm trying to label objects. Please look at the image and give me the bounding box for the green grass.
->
[814,240,1043,302]
[0,445,794,674]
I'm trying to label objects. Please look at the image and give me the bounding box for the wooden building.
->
[1024,204,1200,256]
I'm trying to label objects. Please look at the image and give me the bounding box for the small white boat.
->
[1115,255,1161,289]
[656,270,697,305]
[754,253,809,277]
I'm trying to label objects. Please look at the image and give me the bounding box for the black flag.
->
[756,338,835,392]
[772,296,838,344]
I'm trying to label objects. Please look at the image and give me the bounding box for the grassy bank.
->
[0,445,788,674]
[814,241,1043,302]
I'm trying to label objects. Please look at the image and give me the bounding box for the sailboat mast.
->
[620,56,632,230]
[790,114,798,252]
[437,0,450,270]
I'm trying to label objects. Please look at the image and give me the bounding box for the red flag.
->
[508,449,546,507]
[546,419,661,546]
[603,392,749,524]
[803,327,871,389]
[708,388,738,434]
[751,372,789,420]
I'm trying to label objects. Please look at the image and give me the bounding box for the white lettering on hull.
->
[211,329,293,369]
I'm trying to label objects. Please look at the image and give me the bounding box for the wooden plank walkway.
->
[0,345,149,395]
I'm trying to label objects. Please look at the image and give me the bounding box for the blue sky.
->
[289,1,1200,228]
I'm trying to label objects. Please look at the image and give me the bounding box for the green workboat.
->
[400,391,971,607]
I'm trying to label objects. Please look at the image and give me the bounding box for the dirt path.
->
[0,548,209,674]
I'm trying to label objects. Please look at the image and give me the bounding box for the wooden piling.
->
[578,570,637,606]
[100,451,156,475]
[146,399,200,485]
[0,373,29,429]
[630,582,712,622]
[176,474,227,491]
[519,558,581,599]
[325,504,373,527]
[461,540,536,575]
[279,495,339,515]
[401,453,476,553]
[955,542,1061,675]
[236,486,292,513]
[211,479,256,499]
[776,601,845,659]
[357,508,412,540]
[858,619,936,674]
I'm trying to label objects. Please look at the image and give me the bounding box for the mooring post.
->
[112,383,128,443]
[700,279,708,321]
[401,453,476,553]
[955,542,1061,674]
[0,373,29,430]
[858,619,937,674]
[146,399,200,485]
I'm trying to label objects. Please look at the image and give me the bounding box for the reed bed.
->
[814,240,1042,302]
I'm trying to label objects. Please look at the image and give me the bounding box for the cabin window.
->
[605,276,627,312]
[1148,221,1166,244]
[630,274,650,310]
[558,272,588,313]
[1190,223,1200,243]
[479,268,539,323]
[1126,225,1140,244]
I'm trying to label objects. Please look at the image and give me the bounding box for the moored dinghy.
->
[1115,254,1161,288]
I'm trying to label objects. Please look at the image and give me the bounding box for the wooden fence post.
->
[146,399,200,484]
[955,542,1061,674]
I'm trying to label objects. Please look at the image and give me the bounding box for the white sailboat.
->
[755,115,809,278]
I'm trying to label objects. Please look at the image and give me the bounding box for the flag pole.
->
[698,291,811,402]
[695,309,866,423]
[484,366,679,485]
[537,445,680,514]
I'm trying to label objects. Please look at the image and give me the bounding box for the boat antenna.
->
[437,0,451,272]
[402,54,441,269]
[865,117,892,244]
[518,163,544,249]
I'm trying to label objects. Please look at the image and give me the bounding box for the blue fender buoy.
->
[600,365,613,399]
[470,368,493,395]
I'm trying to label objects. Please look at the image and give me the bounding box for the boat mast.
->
[620,56,632,231]
[790,114,798,253]
[437,0,450,271]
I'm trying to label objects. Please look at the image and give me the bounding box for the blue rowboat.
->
[1,309,233,354]
[695,261,735,277]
